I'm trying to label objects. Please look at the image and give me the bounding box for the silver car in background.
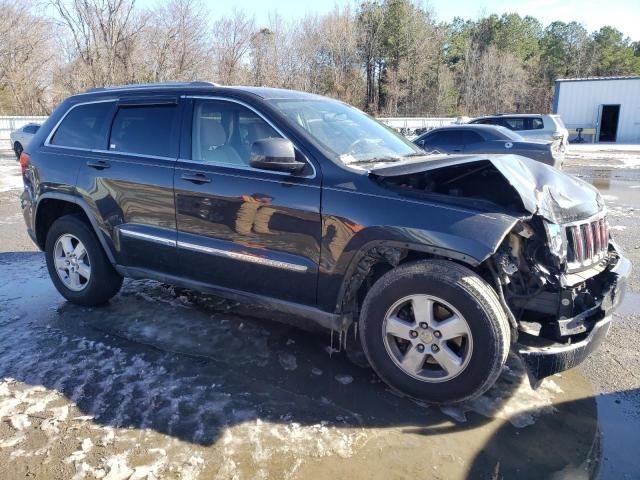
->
[413,124,564,168]
[468,114,568,149]
[10,123,40,159]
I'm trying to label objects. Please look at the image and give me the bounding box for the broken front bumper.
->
[516,249,631,381]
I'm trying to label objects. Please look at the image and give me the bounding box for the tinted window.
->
[460,131,484,144]
[109,104,177,157]
[192,100,281,166]
[51,102,113,149]
[428,131,461,145]
[23,125,39,134]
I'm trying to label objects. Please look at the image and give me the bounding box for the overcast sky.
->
[143,0,638,41]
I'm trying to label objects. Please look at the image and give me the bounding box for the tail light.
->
[19,152,30,176]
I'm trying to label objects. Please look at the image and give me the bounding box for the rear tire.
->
[45,215,123,306]
[359,259,510,404]
[13,142,22,160]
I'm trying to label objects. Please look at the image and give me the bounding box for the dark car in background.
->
[413,124,564,168]
[19,82,629,404]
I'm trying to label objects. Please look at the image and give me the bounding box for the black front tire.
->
[359,259,510,404]
[45,215,123,306]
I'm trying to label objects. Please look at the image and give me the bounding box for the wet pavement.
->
[0,150,639,479]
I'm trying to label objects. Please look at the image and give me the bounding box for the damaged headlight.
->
[544,222,566,259]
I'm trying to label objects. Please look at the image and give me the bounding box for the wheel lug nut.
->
[419,322,428,329]
[434,331,442,338]
[416,344,425,352]
[431,344,439,353]
[410,330,418,338]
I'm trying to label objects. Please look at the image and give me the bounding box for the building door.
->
[598,104,620,142]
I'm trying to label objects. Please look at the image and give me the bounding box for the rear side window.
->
[109,104,177,158]
[531,118,544,129]
[502,117,526,130]
[429,131,461,145]
[50,102,113,149]
[460,131,484,144]
[23,125,39,134]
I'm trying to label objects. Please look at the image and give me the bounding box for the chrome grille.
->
[566,216,609,268]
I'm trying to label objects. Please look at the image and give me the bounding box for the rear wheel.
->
[45,215,123,306]
[359,259,510,404]
[13,142,22,160]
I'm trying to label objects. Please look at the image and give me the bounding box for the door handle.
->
[86,160,110,169]
[181,172,211,184]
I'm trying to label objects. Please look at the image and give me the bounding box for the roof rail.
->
[85,81,219,93]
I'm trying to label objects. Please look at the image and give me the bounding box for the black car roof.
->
[71,82,325,102]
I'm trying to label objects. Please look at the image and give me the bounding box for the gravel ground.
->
[0,149,638,479]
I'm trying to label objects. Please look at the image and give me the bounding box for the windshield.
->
[269,98,423,166]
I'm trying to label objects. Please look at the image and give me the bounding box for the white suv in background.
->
[469,114,568,149]
[9,123,41,159]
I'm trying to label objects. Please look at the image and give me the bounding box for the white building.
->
[553,76,640,143]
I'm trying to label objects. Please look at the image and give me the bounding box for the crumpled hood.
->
[369,154,604,223]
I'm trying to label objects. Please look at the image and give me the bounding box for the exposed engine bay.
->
[370,154,617,347]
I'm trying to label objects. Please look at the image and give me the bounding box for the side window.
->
[24,125,39,134]
[460,131,484,144]
[192,100,281,166]
[532,117,544,129]
[50,102,113,149]
[433,131,460,145]
[109,104,177,157]
[502,117,526,131]
[423,132,443,145]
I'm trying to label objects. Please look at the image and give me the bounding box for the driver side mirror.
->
[250,138,306,173]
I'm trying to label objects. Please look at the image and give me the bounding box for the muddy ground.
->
[0,149,638,480]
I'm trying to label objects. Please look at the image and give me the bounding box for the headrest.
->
[201,118,226,146]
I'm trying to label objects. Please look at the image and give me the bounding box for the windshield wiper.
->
[345,157,402,165]
[404,152,430,157]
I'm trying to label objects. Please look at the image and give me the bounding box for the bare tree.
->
[51,0,146,90]
[460,43,528,116]
[211,8,254,85]
[0,0,55,114]
[142,0,212,82]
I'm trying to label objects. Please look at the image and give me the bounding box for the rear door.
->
[173,97,322,305]
[75,97,181,274]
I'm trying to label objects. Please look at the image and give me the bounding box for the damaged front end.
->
[370,154,632,384]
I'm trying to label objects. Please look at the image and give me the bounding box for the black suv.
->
[20,82,630,404]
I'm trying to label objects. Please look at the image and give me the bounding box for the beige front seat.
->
[200,119,243,165]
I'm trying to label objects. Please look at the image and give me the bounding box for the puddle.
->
[596,391,640,479]
[0,252,610,479]
[617,291,640,317]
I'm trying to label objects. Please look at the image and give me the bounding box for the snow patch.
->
[335,374,353,385]
[278,352,298,371]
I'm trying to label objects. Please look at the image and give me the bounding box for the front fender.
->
[317,187,520,313]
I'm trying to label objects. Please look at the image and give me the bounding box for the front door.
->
[76,97,181,273]
[173,98,322,305]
